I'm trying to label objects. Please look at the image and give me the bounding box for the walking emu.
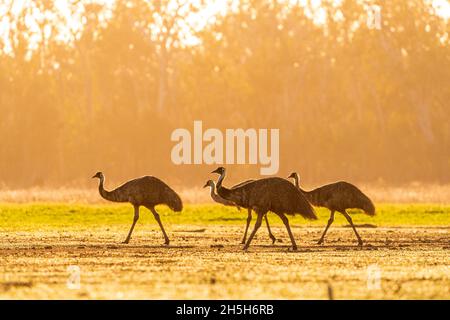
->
[92,172,182,244]
[203,180,237,207]
[212,167,316,250]
[203,180,277,244]
[288,172,375,246]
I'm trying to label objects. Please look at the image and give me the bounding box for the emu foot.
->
[357,239,363,246]
[270,236,276,245]
[122,239,130,244]
[317,238,324,245]
[164,239,170,246]
[288,246,298,252]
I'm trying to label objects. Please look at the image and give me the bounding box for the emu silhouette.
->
[288,172,375,246]
[212,167,316,250]
[92,172,182,244]
[203,179,276,244]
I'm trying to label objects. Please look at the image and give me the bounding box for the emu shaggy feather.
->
[212,167,316,251]
[93,172,182,245]
[289,172,375,246]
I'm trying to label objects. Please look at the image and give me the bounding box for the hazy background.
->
[0,0,449,192]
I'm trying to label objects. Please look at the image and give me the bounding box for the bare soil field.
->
[0,225,448,299]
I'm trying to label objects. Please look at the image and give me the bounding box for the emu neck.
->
[216,173,243,205]
[216,171,225,188]
[216,172,233,200]
[293,176,307,193]
[209,185,216,197]
[298,183,317,205]
[216,184,233,201]
[293,176,315,203]
[98,177,122,202]
[293,176,300,188]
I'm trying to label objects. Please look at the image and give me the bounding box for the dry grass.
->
[0,183,449,204]
[359,183,450,204]
[0,187,209,204]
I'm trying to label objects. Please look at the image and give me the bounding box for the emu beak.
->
[211,168,221,174]
[203,183,208,188]
[92,174,97,179]
[287,173,294,179]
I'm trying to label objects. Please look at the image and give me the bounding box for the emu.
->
[203,179,277,244]
[288,172,375,246]
[212,167,316,250]
[92,172,182,245]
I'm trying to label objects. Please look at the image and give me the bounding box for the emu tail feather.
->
[296,193,318,220]
[360,193,375,216]
[166,189,183,212]
[302,205,317,220]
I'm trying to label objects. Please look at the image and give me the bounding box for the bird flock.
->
[93,167,375,251]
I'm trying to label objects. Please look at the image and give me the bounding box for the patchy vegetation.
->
[0,203,449,232]
[0,203,448,299]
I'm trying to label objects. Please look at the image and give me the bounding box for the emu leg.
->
[318,210,335,245]
[342,210,363,246]
[278,213,297,251]
[123,205,139,244]
[150,207,170,245]
[264,214,277,244]
[241,208,252,244]
[243,212,264,250]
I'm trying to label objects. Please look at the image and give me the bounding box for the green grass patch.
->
[0,203,449,232]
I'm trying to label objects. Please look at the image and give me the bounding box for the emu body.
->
[92,172,182,244]
[288,172,375,246]
[204,179,277,244]
[213,167,316,250]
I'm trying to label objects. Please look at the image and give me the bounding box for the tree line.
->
[0,0,448,188]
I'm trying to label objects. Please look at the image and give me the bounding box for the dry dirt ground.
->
[0,225,448,299]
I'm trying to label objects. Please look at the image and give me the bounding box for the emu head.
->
[211,167,225,175]
[287,172,299,182]
[92,172,104,180]
[203,180,215,188]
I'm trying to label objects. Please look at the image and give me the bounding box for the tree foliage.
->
[0,0,448,187]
